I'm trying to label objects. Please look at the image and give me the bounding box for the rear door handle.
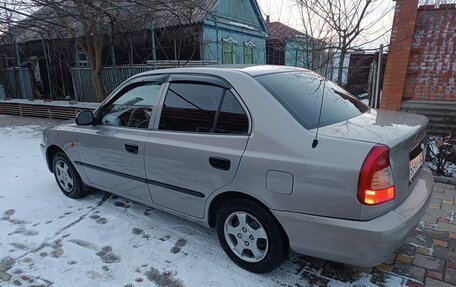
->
[209,156,231,171]
[125,144,139,154]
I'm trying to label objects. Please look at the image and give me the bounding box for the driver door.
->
[77,75,166,205]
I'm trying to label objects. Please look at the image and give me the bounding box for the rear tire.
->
[52,152,85,199]
[216,198,287,273]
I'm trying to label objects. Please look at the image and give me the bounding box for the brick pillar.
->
[381,0,419,110]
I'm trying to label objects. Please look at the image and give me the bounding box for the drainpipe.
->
[12,35,26,99]
[214,16,220,64]
[74,43,83,102]
[109,27,118,84]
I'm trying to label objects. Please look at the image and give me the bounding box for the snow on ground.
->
[0,117,412,287]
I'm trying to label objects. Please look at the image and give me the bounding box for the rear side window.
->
[159,82,249,134]
[215,90,249,134]
[255,71,368,129]
[159,82,223,132]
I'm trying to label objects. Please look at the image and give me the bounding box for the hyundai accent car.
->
[41,65,433,273]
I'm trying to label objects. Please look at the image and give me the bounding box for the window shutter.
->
[243,42,255,64]
[222,38,237,64]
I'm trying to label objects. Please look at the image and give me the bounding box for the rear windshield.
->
[255,71,368,129]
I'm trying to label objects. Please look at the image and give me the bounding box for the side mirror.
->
[75,110,94,125]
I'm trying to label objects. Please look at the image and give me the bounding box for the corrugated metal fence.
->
[71,61,217,102]
[0,68,33,100]
[401,101,456,135]
[70,66,152,102]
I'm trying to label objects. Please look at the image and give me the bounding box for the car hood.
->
[312,109,428,148]
[44,119,75,132]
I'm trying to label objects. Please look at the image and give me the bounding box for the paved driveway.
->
[0,115,455,287]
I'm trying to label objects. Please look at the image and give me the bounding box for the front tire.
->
[52,152,85,199]
[216,198,287,273]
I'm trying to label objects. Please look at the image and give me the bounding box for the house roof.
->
[7,0,219,43]
[266,21,307,41]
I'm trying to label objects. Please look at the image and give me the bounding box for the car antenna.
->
[312,72,329,149]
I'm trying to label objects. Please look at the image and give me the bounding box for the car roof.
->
[135,65,306,78]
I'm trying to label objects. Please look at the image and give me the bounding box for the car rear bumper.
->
[272,167,434,267]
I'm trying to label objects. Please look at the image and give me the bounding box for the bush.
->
[426,133,456,178]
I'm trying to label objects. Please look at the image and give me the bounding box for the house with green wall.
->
[266,21,327,74]
[0,0,268,101]
[202,0,268,64]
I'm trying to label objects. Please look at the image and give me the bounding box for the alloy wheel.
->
[224,211,269,263]
[55,160,74,193]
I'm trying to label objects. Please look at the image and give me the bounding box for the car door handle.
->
[209,157,231,171]
[125,144,139,154]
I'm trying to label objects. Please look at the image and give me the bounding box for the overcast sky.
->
[256,0,396,49]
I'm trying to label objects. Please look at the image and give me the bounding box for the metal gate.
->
[0,68,33,99]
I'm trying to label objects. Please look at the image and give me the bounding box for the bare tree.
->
[297,0,385,85]
[58,0,111,102]
[1,0,113,101]
[296,2,336,75]
[1,0,214,101]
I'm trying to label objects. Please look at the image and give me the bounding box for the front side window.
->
[101,82,162,129]
[159,83,224,132]
[255,71,368,129]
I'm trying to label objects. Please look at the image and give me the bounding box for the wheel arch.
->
[207,191,289,246]
[46,145,65,172]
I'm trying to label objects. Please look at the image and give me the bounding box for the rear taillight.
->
[358,145,395,205]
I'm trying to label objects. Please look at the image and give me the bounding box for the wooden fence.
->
[0,99,98,120]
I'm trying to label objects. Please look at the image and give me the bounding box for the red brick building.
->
[381,1,455,112]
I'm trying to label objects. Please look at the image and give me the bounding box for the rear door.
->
[144,75,250,218]
[77,75,166,205]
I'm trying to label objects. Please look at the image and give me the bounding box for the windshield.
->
[255,71,369,130]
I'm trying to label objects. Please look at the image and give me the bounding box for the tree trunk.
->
[87,58,105,102]
[83,34,105,102]
[92,69,104,102]
[94,36,105,102]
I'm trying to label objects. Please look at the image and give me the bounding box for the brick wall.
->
[404,5,456,102]
[381,1,456,110]
[381,0,419,110]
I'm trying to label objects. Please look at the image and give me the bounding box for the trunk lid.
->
[314,109,428,211]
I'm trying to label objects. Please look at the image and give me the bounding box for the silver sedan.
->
[41,65,434,273]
